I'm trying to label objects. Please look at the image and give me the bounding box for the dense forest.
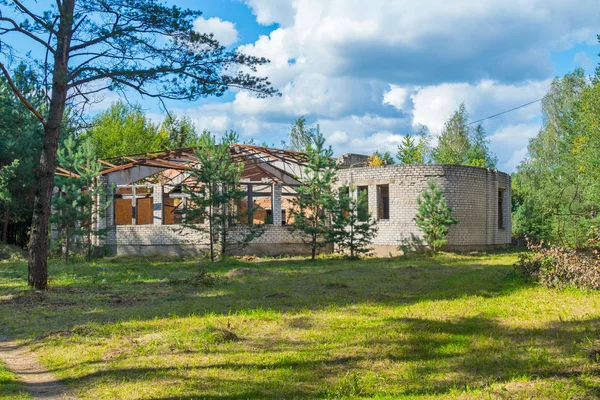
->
[0,65,199,249]
[1,62,600,252]
[512,68,600,248]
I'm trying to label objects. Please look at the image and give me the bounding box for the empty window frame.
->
[498,189,504,229]
[114,186,154,226]
[281,185,300,225]
[163,184,205,225]
[163,196,184,225]
[377,184,390,220]
[236,183,273,225]
[252,184,273,225]
[357,186,369,221]
[114,188,133,226]
[339,186,351,217]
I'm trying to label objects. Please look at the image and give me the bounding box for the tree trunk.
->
[27,0,74,289]
[311,234,316,261]
[220,186,227,258]
[87,212,92,259]
[64,230,70,261]
[208,203,215,262]
[350,227,354,259]
[2,205,9,243]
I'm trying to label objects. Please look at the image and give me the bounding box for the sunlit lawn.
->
[0,361,31,399]
[1,251,599,399]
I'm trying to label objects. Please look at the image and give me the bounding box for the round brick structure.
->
[335,164,511,254]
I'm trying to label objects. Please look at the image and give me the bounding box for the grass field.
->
[0,361,31,399]
[1,251,599,399]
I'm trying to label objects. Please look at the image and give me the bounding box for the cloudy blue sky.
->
[13,0,600,172]
[155,0,599,172]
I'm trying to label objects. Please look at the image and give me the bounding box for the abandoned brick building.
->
[74,146,511,256]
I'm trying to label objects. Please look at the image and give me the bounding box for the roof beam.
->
[107,165,168,186]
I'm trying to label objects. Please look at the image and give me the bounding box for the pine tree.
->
[51,137,110,259]
[328,186,378,258]
[432,103,471,165]
[397,134,426,164]
[0,64,46,245]
[0,0,277,289]
[289,132,338,261]
[182,130,250,262]
[0,161,19,204]
[414,180,458,253]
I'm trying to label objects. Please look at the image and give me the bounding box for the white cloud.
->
[349,132,405,155]
[193,17,239,46]
[574,51,595,73]
[505,147,530,172]
[243,0,296,27]
[409,80,549,133]
[241,0,599,85]
[327,130,348,145]
[383,85,410,111]
[490,124,540,149]
[490,123,540,171]
[169,1,600,172]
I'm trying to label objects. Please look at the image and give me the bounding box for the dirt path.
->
[0,336,77,400]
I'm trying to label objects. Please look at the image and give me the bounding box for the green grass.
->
[1,251,599,399]
[0,361,31,399]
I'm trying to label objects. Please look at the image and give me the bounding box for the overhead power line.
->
[468,98,542,125]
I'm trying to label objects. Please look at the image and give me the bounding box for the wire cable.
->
[468,98,542,125]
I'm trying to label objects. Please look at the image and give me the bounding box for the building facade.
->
[335,163,511,255]
[86,149,511,257]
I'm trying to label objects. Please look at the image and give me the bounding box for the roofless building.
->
[55,146,511,256]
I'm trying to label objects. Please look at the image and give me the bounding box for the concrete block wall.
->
[335,164,511,252]
[337,153,369,168]
[99,181,313,256]
[96,164,511,256]
[104,224,314,256]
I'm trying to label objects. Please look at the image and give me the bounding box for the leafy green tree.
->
[431,104,497,168]
[51,137,109,259]
[84,102,162,158]
[289,132,338,261]
[432,103,471,165]
[512,69,591,247]
[372,151,395,165]
[182,131,246,262]
[367,152,384,167]
[289,117,316,151]
[414,180,457,253]
[465,124,497,168]
[159,114,198,149]
[328,186,378,258]
[397,134,426,164]
[0,0,276,289]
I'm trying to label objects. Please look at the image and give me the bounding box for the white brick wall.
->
[335,164,512,249]
[95,164,511,255]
